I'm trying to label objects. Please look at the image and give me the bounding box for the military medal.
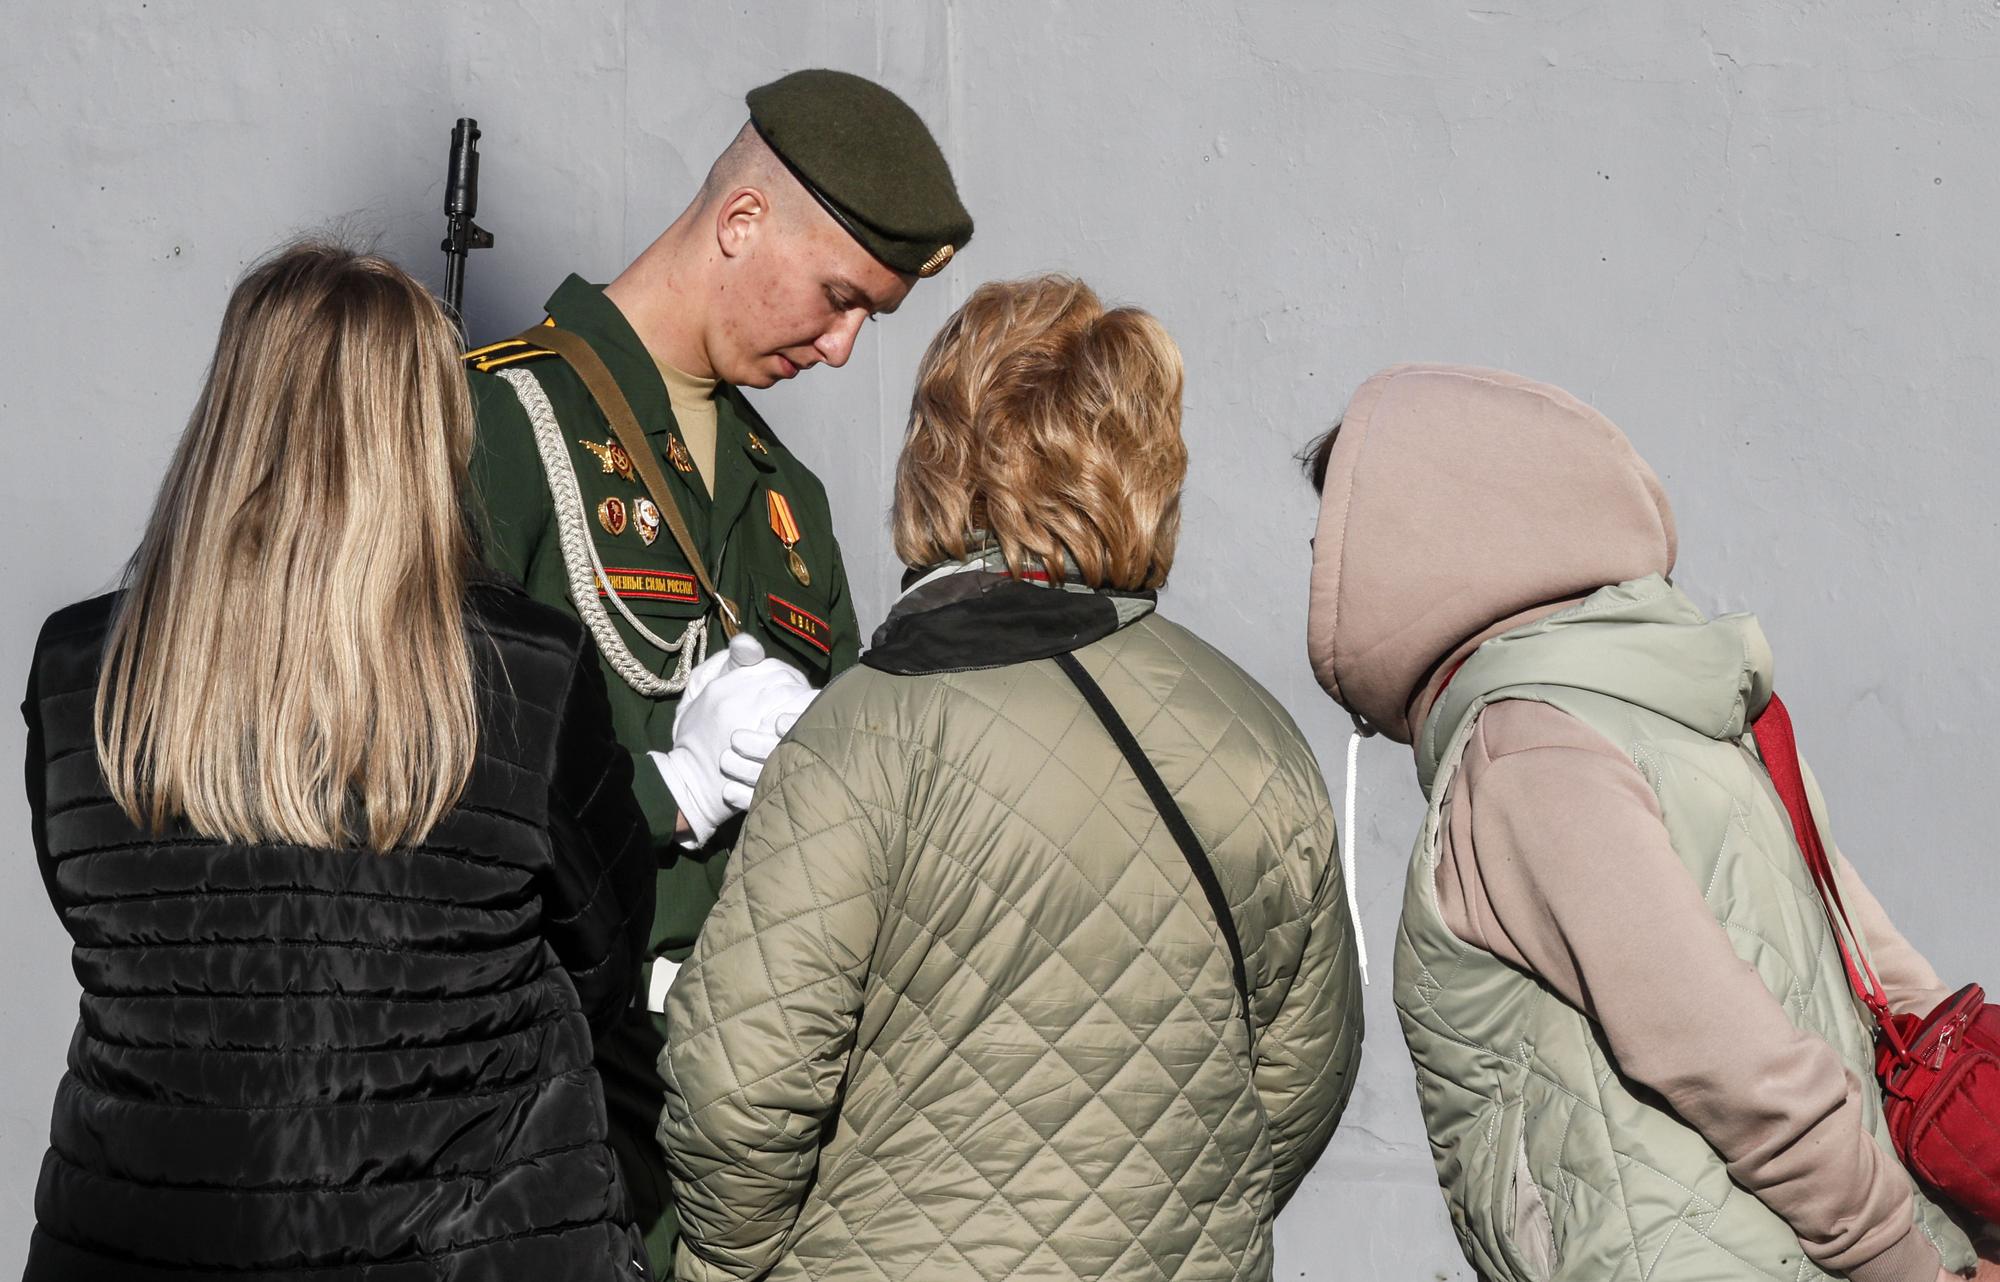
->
[597,496,629,537]
[767,490,810,586]
[635,497,661,546]
[579,438,635,483]
[667,436,695,474]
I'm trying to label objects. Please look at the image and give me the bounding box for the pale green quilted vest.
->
[1393,576,1973,1282]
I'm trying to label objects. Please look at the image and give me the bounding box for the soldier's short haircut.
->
[698,122,793,211]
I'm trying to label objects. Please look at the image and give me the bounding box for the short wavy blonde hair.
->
[893,275,1187,590]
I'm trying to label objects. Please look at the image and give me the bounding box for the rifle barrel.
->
[442,117,491,324]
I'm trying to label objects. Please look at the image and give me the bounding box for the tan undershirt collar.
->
[653,357,719,497]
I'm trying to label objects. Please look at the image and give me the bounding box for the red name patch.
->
[767,594,831,654]
[598,568,701,604]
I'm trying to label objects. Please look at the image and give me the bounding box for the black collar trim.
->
[862,574,1153,675]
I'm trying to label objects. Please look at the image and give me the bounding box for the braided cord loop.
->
[498,367,707,696]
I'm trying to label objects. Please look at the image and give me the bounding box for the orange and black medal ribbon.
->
[767,490,809,587]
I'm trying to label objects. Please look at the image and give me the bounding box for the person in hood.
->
[1304,364,1988,1282]
[656,275,1363,1282]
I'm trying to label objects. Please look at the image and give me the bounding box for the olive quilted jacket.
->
[658,575,1362,1282]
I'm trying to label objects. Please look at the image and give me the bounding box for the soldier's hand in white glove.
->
[674,629,747,711]
[719,709,807,811]
[652,635,817,846]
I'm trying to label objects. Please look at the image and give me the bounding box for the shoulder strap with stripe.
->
[464,319,558,372]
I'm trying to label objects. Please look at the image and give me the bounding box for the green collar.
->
[707,388,783,552]
[543,275,792,542]
[543,275,681,444]
[545,275,784,470]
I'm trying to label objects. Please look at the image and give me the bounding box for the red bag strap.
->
[1749,694,1910,1057]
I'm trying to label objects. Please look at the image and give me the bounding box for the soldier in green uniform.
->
[460,69,972,1273]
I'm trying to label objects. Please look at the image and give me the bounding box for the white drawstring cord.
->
[1342,723,1372,985]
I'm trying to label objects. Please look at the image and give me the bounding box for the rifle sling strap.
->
[510,324,739,635]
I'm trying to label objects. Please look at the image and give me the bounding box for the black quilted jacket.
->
[20,584,653,1281]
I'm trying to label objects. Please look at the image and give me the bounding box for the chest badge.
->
[766,490,810,587]
[580,438,636,483]
[597,495,629,538]
[667,436,697,474]
[635,496,661,546]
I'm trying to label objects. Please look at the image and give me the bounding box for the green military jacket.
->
[463,274,862,1267]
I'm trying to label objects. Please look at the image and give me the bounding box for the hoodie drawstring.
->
[1342,721,1374,985]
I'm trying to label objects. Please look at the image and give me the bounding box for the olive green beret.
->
[747,69,972,278]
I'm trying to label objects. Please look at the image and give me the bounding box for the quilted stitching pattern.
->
[660,615,1362,1282]
[1396,686,1971,1282]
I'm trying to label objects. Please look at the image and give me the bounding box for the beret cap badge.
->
[918,244,954,278]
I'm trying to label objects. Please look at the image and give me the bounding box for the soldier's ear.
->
[714,185,770,260]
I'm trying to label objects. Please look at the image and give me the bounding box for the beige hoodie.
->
[1306,364,1969,1282]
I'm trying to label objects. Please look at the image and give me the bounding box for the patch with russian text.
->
[766,593,831,654]
[597,567,701,605]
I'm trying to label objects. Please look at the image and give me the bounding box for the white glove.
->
[720,711,805,811]
[673,632,745,718]
[652,634,817,845]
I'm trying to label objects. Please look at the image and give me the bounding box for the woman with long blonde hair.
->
[22,241,652,1279]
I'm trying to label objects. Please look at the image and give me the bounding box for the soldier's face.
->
[714,214,912,388]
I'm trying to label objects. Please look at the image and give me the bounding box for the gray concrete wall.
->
[4,2,1995,1274]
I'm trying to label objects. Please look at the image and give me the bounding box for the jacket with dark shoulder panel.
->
[660,569,1363,1282]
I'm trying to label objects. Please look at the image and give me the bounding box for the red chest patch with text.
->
[767,594,831,654]
[597,567,701,605]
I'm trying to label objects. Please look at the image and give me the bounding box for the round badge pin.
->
[635,497,661,546]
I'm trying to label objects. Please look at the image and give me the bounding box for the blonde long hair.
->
[893,275,1187,590]
[95,241,479,853]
